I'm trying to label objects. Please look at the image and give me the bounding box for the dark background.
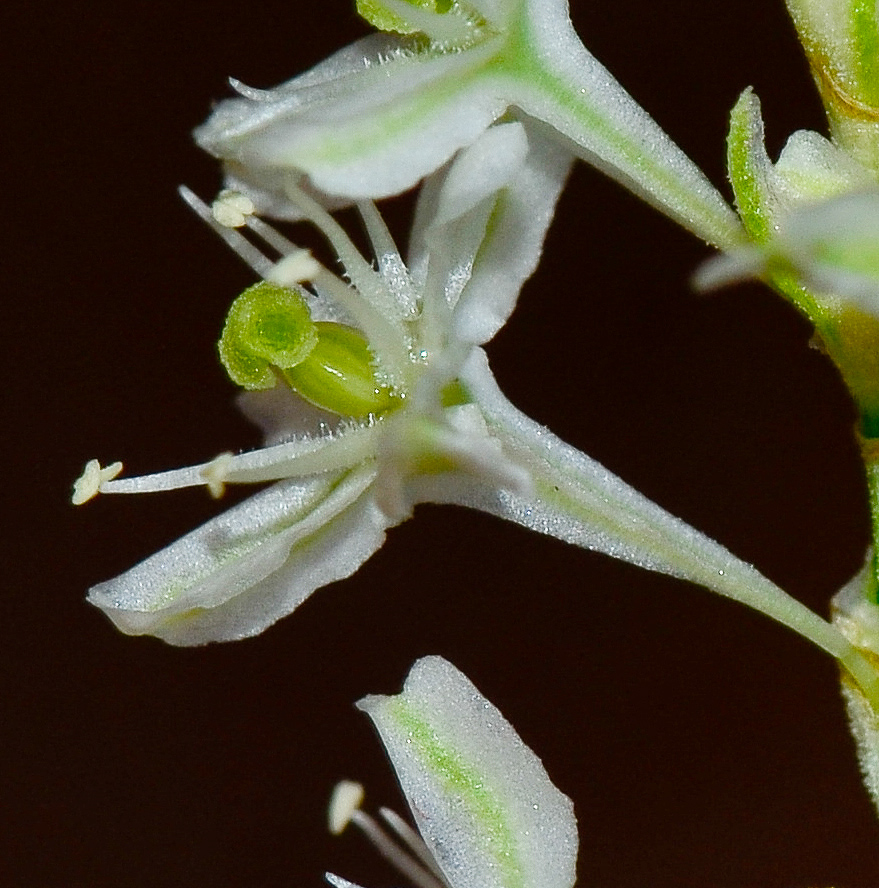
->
[6,0,879,885]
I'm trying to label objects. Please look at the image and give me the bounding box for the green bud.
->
[219,282,319,390]
[284,322,396,418]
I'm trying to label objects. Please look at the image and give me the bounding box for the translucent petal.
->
[195,33,507,205]
[358,656,578,888]
[449,125,572,344]
[88,465,386,645]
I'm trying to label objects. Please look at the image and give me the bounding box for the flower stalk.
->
[195,0,743,247]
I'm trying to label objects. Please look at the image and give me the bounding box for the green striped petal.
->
[358,656,577,888]
[87,464,386,645]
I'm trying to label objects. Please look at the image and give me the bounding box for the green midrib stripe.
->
[387,697,525,888]
[491,10,736,245]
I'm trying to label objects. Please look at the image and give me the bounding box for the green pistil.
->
[219,282,396,419]
[284,322,397,418]
[357,0,456,34]
[440,379,471,407]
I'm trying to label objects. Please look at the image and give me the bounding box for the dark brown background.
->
[6,0,879,885]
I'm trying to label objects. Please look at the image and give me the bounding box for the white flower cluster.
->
[75,0,879,876]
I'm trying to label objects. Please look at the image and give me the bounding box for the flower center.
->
[219,281,398,418]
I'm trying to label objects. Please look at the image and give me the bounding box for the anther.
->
[327,783,449,888]
[200,452,234,499]
[211,190,255,228]
[72,460,124,505]
[328,780,366,835]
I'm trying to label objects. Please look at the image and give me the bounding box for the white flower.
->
[696,187,879,321]
[194,0,742,248]
[77,123,848,655]
[327,655,578,888]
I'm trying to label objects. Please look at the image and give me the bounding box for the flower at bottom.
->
[327,656,578,888]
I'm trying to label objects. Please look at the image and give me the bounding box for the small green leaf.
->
[219,282,319,390]
[727,88,773,244]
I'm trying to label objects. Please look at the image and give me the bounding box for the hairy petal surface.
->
[195,0,741,246]
[832,559,879,813]
[88,465,387,645]
[358,656,578,888]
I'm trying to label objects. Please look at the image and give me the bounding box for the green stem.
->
[494,14,744,249]
[466,356,879,710]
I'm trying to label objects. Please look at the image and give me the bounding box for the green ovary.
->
[219,282,395,418]
[284,322,397,418]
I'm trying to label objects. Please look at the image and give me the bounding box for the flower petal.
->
[503,0,742,247]
[195,33,508,207]
[421,351,862,665]
[718,87,878,318]
[88,465,386,645]
[407,121,572,345]
[358,656,578,888]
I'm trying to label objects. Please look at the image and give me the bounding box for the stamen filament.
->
[349,809,449,888]
[283,181,406,323]
[309,268,412,388]
[178,186,275,279]
[378,807,450,884]
[99,422,381,496]
[181,185,412,388]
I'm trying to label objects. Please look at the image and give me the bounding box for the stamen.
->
[350,810,448,888]
[327,782,450,888]
[182,184,412,387]
[378,808,449,883]
[357,201,419,317]
[211,190,255,228]
[179,186,275,279]
[329,780,366,835]
[268,250,322,287]
[356,201,400,267]
[200,452,234,499]
[283,181,405,323]
[71,460,123,505]
[97,422,380,496]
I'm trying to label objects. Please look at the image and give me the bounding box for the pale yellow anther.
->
[328,780,365,835]
[72,459,124,505]
[200,452,235,499]
[268,249,322,286]
[211,190,256,228]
